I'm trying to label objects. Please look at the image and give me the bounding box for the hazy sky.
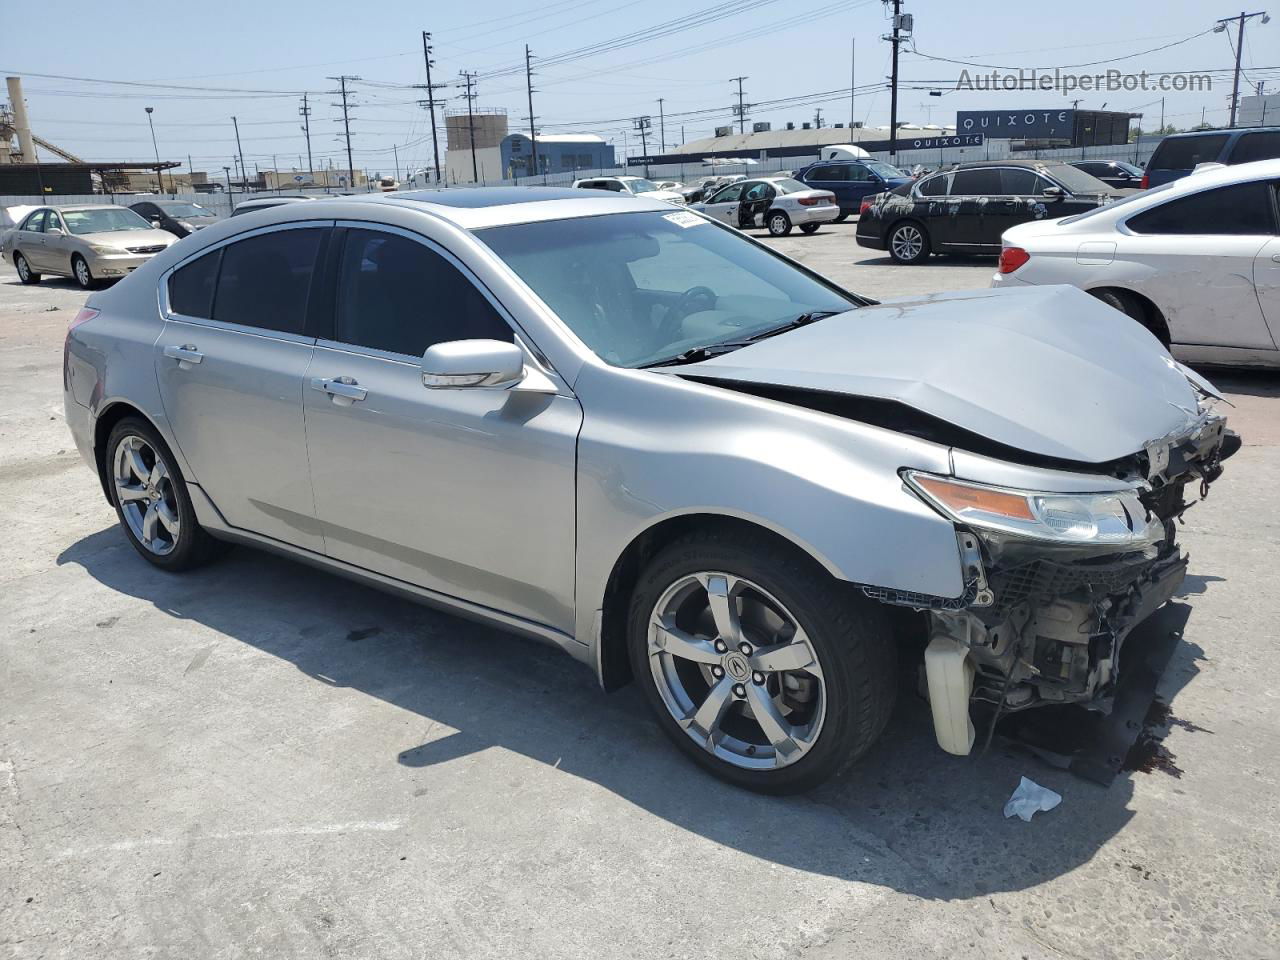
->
[2,0,1274,177]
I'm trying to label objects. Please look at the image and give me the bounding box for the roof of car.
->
[1159,125,1280,139]
[947,159,1068,170]
[394,187,587,206]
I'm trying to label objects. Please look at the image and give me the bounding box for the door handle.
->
[1272,254,1280,263]
[310,376,367,402]
[163,344,203,364]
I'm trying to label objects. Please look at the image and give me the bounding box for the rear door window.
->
[1228,131,1280,164]
[1148,134,1229,171]
[333,229,513,358]
[211,227,324,335]
[916,174,949,197]
[22,210,47,232]
[1126,181,1276,235]
[807,165,842,181]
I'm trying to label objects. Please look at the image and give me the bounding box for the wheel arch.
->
[1086,285,1171,346]
[92,401,160,503]
[885,216,930,250]
[595,512,840,693]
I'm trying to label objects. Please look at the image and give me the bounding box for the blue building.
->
[501,133,615,179]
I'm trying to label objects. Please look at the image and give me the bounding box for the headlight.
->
[88,242,123,254]
[903,471,1161,545]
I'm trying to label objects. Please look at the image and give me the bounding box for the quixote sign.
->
[956,109,1074,139]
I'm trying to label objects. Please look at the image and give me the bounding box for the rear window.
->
[1228,130,1280,164]
[1041,163,1112,194]
[916,174,948,197]
[1126,181,1275,235]
[1148,134,1229,171]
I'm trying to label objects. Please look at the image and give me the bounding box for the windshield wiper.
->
[639,310,843,369]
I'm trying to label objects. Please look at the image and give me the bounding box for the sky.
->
[2,0,1276,179]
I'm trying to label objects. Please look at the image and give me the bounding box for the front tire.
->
[105,417,222,571]
[14,253,40,284]
[72,254,97,290]
[767,211,793,237]
[887,221,930,264]
[800,222,821,235]
[834,213,850,223]
[627,529,897,794]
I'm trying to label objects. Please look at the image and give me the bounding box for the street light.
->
[144,107,165,195]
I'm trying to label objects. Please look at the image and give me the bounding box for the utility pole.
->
[328,75,360,190]
[223,165,234,209]
[231,115,247,193]
[525,46,540,181]
[144,107,163,195]
[187,154,193,192]
[850,37,856,129]
[731,76,749,133]
[271,154,278,193]
[1215,11,1270,127]
[885,0,911,157]
[299,93,314,184]
[1160,96,1165,132]
[814,107,824,128]
[657,97,666,152]
[459,70,479,183]
[633,116,652,176]
[419,32,445,185]
[393,143,400,184]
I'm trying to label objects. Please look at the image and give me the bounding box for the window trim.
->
[22,208,49,232]
[316,220,526,366]
[913,171,952,198]
[158,219,334,345]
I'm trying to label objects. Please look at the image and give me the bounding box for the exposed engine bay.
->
[912,407,1237,755]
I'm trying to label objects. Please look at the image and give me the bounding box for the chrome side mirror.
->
[1041,185,1065,200]
[47,227,64,237]
[421,339,525,389]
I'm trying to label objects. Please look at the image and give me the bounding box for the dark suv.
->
[1143,127,1280,187]
[793,159,912,220]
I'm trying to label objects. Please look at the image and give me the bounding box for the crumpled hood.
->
[682,285,1206,464]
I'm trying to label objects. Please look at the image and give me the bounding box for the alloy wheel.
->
[112,435,180,556]
[16,255,30,282]
[75,258,91,288]
[890,224,923,261]
[647,572,827,770]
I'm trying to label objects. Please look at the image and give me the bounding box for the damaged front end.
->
[888,405,1237,757]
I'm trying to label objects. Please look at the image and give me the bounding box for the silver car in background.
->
[62,188,1235,792]
[3,204,176,288]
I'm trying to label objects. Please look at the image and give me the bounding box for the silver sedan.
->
[62,188,1235,792]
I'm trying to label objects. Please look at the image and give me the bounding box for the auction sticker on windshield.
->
[664,211,706,228]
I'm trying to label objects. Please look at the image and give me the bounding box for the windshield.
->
[477,210,856,368]
[865,161,906,179]
[1044,163,1114,194]
[1114,161,1144,176]
[61,207,153,234]
[625,179,661,194]
[158,202,214,218]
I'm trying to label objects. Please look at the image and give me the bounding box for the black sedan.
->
[855,160,1118,264]
[1070,159,1145,190]
[128,199,219,238]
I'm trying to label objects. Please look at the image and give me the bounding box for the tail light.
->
[68,307,99,332]
[859,198,873,215]
[798,196,822,206]
[998,247,1030,274]
[1140,172,1149,190]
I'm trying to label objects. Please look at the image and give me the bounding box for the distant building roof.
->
[671,124,956,155]
[506,132,608,144]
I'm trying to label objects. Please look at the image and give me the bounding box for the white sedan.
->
[992,158,1280,368]
[571,176,686,205]
[692,176,839,237]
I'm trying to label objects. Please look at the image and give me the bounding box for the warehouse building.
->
[501,133,614,179]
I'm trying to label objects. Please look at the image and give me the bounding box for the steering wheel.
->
[661,285,717,337]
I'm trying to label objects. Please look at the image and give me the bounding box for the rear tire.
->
[14,253,40,284]
[887,221,930,264]
[834,213,850,223]
[627,528,897,794]
[1090,289,1168,346]
[767,211,793,237]
[105,417,223,572]
[800,223,821,235]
